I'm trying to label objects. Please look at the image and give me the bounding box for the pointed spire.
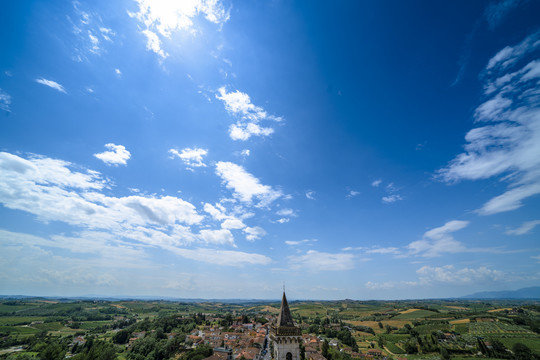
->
[277,291,295,327]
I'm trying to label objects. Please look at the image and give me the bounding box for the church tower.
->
[270,291,302,360]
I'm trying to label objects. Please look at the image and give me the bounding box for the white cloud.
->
[169,247,271,267]
[289,250,355,271]
[169,147,208,169]
[371,179,382,187]
[285,239,313,246]
[115,68,122,76]
[94,143,131,166]
[417,265,504,284]
[381,182,403,203]
[215,161,282,206]
[407,220,469,257]
[439,31,540,215]
[0,151,206,247]
[35,78,67,93]
[129,0,230,59]
[275,208,295,224]
[346,190,360,199]
[382,194,402,203]
[532,255,540,263]
[365,265,504,290]
[203,202,227,221]
[241,149,250,157]
[221,218,245,230]
[506,220,540,235]
[276,208,296,217]
[243,226,266,241]
[229,122,274,141]
[486,30,540,71]
[198,229,235,246]
[365,281,400,290]
[305,191,316,200]
[216,87,282,141]
[0,152,281,268]
[365,247,401,255]
[69,2,116,61]
[0,88,11,112]
[142,29,168,59]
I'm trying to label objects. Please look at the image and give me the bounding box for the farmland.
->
[0,298,539,359]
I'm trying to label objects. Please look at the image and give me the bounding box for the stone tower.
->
[270,291,302,360]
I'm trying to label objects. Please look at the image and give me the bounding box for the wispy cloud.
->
[407,220,469,257]
[169,247,271,267]
[486,30,540,72]
[69,1,116,61]
[169,147,208,170]
[0,152,277,267]
[285,239,316,246]
[484,0,524,30]
[365,264,505,290]
[416,265,504,284]
[346,190,360,199]
[382,182,403,203]
[198,229,234,246]
[275,208,297,223]
[94,143,131,166]
[215,161,282,207]
[289,250,355,271]
[305,190,316,200]
[128,0,230,59]
[382,194,402,203]
[0,88,11,112]
[506,220,540,235]
[439,31,540,215]
[216,87,282,141]
[365,247,401,255]
[35,78,67,93]
[243,226,266,241]
[0,152,198,243]
[371,179,382,187]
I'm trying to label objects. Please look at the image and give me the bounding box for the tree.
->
[321,340,329,359]
[440,347,450,360]
[403,340,418,354]
[113,329,130,344]
[377,336,385,348]
[39,343,65,360]
[513,343,532,360]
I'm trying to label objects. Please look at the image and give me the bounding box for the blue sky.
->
[1,0,540,300]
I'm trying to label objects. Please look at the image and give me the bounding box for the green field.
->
[384,342,405,354]
[0,317,48,326]
[498,337,540,354]
[0,325,40,335]
[1,298,539,360]
[392,309,439,319]
[414,323,451,334]
[0,304,40,315]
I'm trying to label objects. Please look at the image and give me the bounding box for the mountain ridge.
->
[461,286,540,299]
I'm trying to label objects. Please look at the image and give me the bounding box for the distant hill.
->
[462,286,540,299]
